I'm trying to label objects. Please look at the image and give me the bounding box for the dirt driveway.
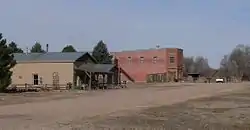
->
[0,83,247,130]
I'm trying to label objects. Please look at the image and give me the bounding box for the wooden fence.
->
[146,73,167,83]
[7,84,70,92]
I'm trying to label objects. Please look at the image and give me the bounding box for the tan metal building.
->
[12,52,97,88]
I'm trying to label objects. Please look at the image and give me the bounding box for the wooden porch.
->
[74,64,129,90]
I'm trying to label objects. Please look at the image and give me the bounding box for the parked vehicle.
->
[216,78,224,83]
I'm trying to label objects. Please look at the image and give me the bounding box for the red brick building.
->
[112,48,184,83]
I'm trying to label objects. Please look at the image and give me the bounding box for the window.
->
[33,74,39,85]
[140,56,144,63]
[128,56,132,63]
[169,56,175,63]
[153,56,158,63]
[40,77,43,84]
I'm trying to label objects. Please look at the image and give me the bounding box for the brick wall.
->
[113,48,183,83]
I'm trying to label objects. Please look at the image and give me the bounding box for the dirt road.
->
[0,83,247,130]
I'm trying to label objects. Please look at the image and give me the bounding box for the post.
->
[46,44,49,52]
[118,67,121,85]
[89,72,92,90]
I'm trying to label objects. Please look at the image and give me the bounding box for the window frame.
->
[152,56,158,64]
[128,56,132,64]
[169,56,175,64]
[33,74,39,85]
[139,56,144,63]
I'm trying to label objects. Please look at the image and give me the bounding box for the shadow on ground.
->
[69,88,250,130]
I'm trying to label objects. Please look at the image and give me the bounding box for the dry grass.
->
[85,87,250,130]
[0,83,248,130]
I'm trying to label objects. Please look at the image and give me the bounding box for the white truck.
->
[215,78,224,83]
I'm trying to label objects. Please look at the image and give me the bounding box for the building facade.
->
[113,48,184,83]
[11,52,96,88]
[11,52,132,89]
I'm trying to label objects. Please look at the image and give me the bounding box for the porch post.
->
[89,72,92,90]
[102,74,105,89]
[118,67,121,85]
[119,69,122,85]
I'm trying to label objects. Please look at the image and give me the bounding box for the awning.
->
[75,64,115,73]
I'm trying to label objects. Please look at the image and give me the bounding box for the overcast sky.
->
[1,0,250,68]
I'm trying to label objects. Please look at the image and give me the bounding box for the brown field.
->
[0,83,249,130]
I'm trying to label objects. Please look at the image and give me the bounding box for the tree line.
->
[7,40,112,63]
[8,40,113,64]
[183,56,212,77]
[9,42,77,53]
[184,45,250,81]
[218,45,250,81]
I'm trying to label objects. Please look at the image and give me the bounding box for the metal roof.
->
[76,64,115,73]
[14,52,89,63]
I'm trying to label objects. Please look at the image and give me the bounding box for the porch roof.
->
[187,73,200,77]
[75,64,115,73]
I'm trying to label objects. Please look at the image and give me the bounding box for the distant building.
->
[112,48,184,83]
[11,52,132,89]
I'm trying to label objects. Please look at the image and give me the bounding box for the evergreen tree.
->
[62,45,77,52]
[9,42,23,53]
[92,40,112,64]
[0,33,16,92]
[30,42,45,53]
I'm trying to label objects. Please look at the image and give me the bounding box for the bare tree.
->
[193,56,211,76]
[219,55,230,77]
[183,57,195,76]
[183,56,212,77]
[219,44,250,81]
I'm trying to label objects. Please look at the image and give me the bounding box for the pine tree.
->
[0,33,16,92]
[92,40,112,64]
[9,42,23,53]
[30,42,45,53]
[62,45,77,52]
